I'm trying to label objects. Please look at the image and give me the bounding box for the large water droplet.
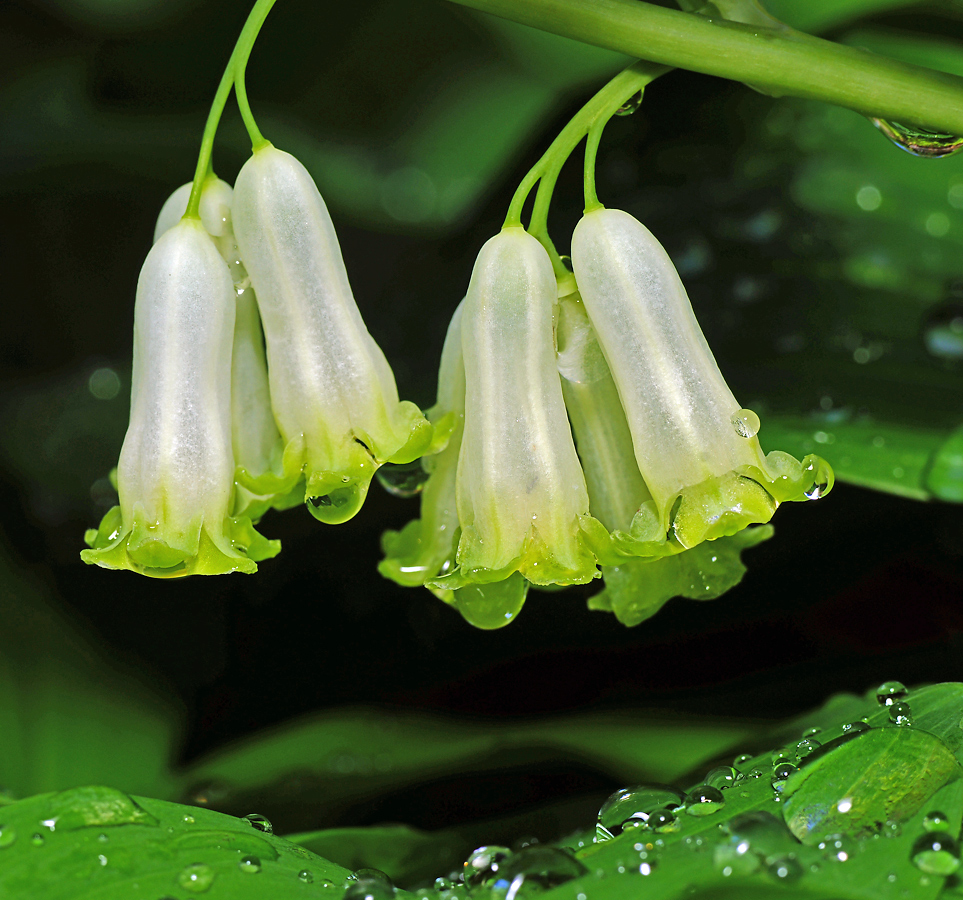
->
[243,813,273,834]
[494,847,586,899]
[801,455,833,500]
[239,855,262,873]
[876,681,908,706]
[684,786,725,817]
[731,408,761,439]
[0,825,16,848]
[795,738,822,759]
[870,118,963,157]
[615,91,643,116]
[344,871,394,900]
[923,301,963,361]
[376,461,430,498]
[44,786,158,830]
[912,833,961,875]
[596,785,685,841]
[771,763,798,792]
[464,845,512,892]
[178,863,216,893]
[306,483,365,525]
[705,766,738,790]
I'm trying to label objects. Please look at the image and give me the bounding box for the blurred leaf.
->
[763,0,929,33]
[0,786,352,898]
[0,547,181,800]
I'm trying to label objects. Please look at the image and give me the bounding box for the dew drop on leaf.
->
[0,825,15,848]
[766,855,803,883]
[298,868,314,883]
[343,875,395,900]
[243,813,273,834]
[923,811,951,833]
[238,855,261,873]
[596,785,685,841]
[876,681,908,706]
[795,738,822,759]
[30,833,44,846]
[684,786,725,817]
[888,701,914,727]
[464,845,512,892]
[771,763,798,792]
[178,863,216,893]
[705,766,738,790]
[818,833,857,862]
[869,118,963,157]
[376,460,430,498]
[491,847,586,898]
[912,833,961,875]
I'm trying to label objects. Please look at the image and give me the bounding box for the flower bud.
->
[82,219,279,576]
[232,145,431,524]
[571,207,831,548]
[434,227,599,588]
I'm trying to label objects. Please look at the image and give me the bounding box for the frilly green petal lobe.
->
[81,504,277,578]
[589,525,773,627]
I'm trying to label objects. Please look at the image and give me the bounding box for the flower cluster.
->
[82,145,432,577]
[380,207,832,626]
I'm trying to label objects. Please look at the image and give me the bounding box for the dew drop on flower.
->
[730,408,760,439]
[243,813,273,834]
[802,456,833,499]
[684,786,725,817]
[616,91,643,116]
[876,681,908,706]
[869,118,963,157]
[912,833,961,875]
[376,460,430,498]
[596,785,685,841]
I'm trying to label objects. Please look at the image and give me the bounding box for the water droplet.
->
[888,701,914,726]
[771,763,798,792]
[31,833,44,846]
[98,853,108,866]
[344,872,394,900]
[870,118,963,158]
[492,847,587,898]
[0,826,15,848]
[923,301,963,361]
[178,863,216,893]
[801,455,834,499]
[306,483,365,524]
[876,681,908,706]
[298,869,314,883]
[243,813,273,834]
[767,855,803,882]
[376,460,430,498]
[684,786,725,817]
[596,785,685,841]
[646,807,681,833]
[802,726,822,737]
[912,833,961,875]
[615,91,643,116]
[732,753,753,768]
[923,811,951,833]
[464,845,512,892]
[731,408,761,438]
[818,833,856,862]
[239,855,261,873]
[841,721,871,735]
[795,738,822,759]
[183,815,195,825]
[705,766,738,790]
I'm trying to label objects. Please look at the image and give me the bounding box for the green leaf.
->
[762,0,930,34]
[0,786,352,898]
[588,526,774,627]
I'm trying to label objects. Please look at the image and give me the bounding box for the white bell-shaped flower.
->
[82,217,279,576]
[432,227,600,588]
[571,207,832,549]
[232,145,431,524]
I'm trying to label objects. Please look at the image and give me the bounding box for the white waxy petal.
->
[232,145,429,523]
[153,177,234,244]
[571,208,768,514]
[455,227,595,584]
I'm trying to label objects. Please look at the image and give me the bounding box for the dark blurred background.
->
[3,0,963,834]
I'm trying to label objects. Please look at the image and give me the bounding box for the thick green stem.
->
[185,0,278,219]
[444,0,963,135]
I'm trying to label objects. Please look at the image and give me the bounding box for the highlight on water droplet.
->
[912,833,961,875]
[801,455,833,500]
[730,408,760,439]
[178,863,216,893]
[375,460,430,498]
[243,813,273,834]
[616,91,643,116]
[818,833,856,863]
[869,118,963,158]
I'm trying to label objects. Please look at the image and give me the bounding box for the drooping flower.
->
[231,144,432,524]
[81,216,279,577]
[570,207,832,551]
[152,176,298,522]
[427,226,601,590]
